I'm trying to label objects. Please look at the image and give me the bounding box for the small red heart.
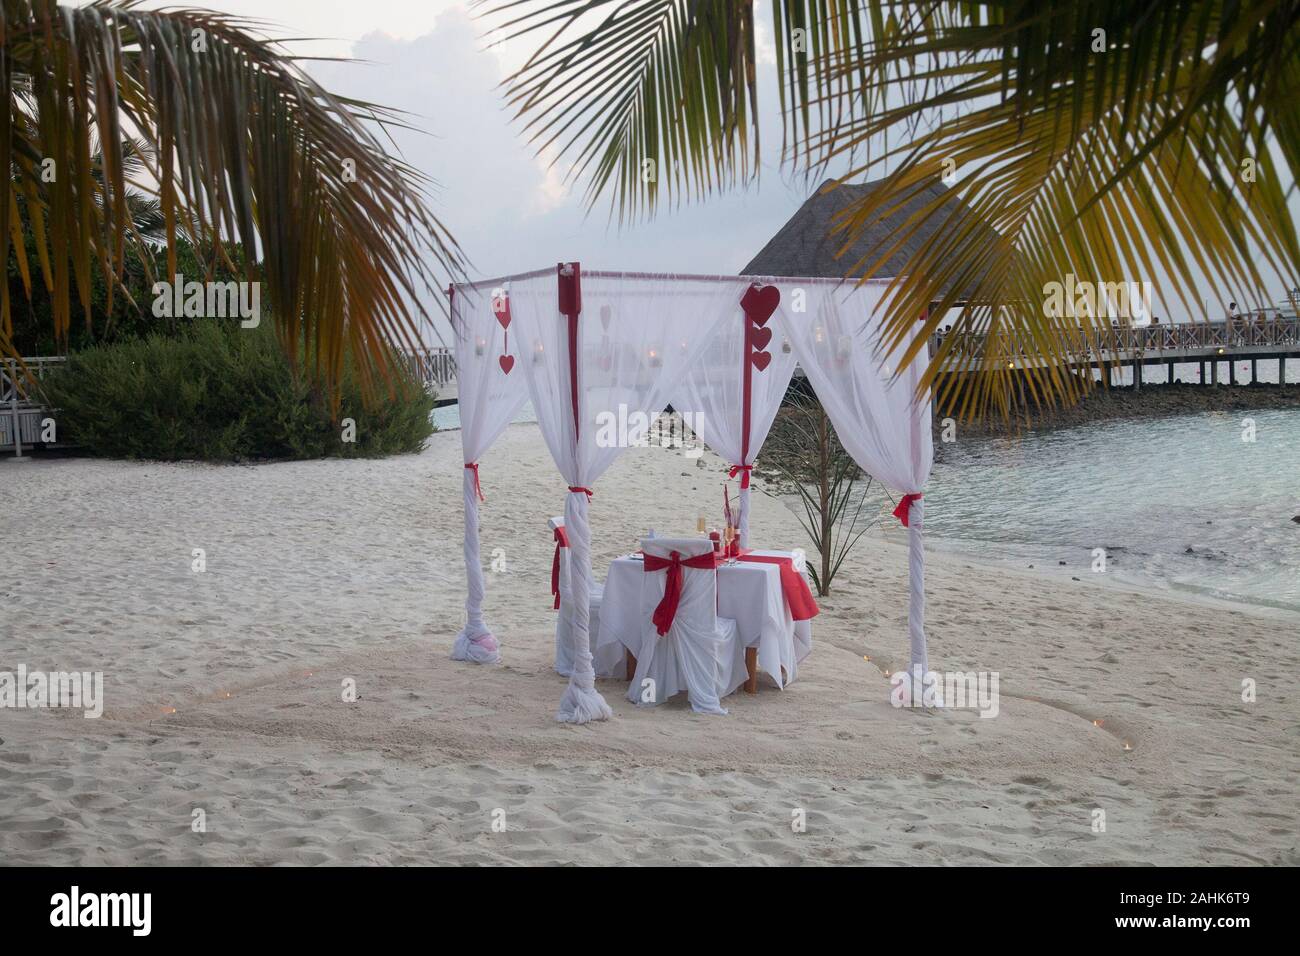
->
[751,350,772,372]
[741,284,780,327]
[493,297,512,330]
[750,326,773,351]
[498,354,514,374]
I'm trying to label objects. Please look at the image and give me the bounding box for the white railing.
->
[401,348,456,391]
[930,316,1300,366]
[1,356,67,455]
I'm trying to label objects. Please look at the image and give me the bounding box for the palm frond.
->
[476,0,761,221]
[2,0,464,394]
[483,0,1300,419]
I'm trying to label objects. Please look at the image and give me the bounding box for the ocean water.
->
[926,407,1300,613]
[434,388,1298,613]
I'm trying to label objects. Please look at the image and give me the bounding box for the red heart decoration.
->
[498,354,515,375]
[493,297,512,330]
[751,350,772,372]
[741,284,780,327]
[600,305,612,331]
[751,326,773,351]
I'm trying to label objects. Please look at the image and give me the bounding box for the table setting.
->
[592,483,817,695]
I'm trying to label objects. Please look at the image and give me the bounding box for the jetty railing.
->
[401,348,457,393]
[930,316,1300,367]
[1,356,67,456]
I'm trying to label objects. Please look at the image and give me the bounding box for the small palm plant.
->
[759,389,882,596]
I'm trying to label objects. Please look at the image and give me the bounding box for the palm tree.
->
[479,0,1300,419]
[3,0,462,394]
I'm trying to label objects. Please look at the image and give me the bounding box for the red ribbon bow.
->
[465,463,485,502]
[728,463,753,489]
[568,486,594,499]
[550,525,570,609]
[892,493,923,527]
[642,549,719,636]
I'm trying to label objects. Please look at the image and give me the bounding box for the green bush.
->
[40,321,435,461]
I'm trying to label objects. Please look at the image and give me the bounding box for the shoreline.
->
[935,381,1300,446]
[917,531,1300,623]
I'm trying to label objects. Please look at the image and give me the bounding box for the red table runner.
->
[736,551,819,621]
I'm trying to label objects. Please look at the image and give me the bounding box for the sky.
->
[119,1,1298,344]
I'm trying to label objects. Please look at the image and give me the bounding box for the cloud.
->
[303,7,821,343]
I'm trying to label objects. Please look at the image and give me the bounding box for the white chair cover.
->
[628,537,746,715]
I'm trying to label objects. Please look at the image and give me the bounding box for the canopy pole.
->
[451,282,501,664]
[555,262,611,723]
[907,307,931,697]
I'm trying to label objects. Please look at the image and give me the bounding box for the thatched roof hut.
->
[742,177,999,295]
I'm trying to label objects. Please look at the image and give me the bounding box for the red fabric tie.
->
[465,463,485,502]
[642,549,719,636]
[893,493,923,527]
[728,464,753,489]
[550,526,570,610]
[568,486,594,499]
[735,551,820,621]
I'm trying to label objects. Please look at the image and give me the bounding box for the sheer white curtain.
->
[775,281,935,686]
[508,267,745,723]
[450,282,529,664]
[672,284,797,547]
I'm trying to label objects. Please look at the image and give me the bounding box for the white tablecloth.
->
[593,549,813,689]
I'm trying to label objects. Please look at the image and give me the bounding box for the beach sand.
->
[1,423,1296,865]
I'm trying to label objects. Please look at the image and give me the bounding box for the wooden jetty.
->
[929,315,1299,388]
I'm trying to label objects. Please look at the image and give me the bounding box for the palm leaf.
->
[482,0,1300,420]
[2,0,465,398]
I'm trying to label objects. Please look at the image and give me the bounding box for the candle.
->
[697,516,706,533]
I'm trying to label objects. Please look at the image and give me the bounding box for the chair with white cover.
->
[550,516,605,677]
[627,537,746,715]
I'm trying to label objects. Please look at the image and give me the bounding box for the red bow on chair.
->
[643,550,719,636]
[550,526,569,610]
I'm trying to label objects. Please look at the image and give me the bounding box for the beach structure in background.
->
[1,358,65,458]
[746,178,1299,397]
[401,348,459,403]
[745,178,997,295]
[932,316,1300,389]
[449,263,932,723]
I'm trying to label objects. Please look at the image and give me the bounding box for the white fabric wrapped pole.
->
[908,496,928,677]
[775,281,934,697]
[557,486,610,722]
[449,281,528,663]
[452,464,499,663]
[509,265,743,723]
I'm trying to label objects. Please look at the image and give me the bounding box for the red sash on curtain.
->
[736,552,819,621]
[550,526,569,609]
[642,550,719,636]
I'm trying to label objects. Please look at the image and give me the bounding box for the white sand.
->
[1,423,1296,865]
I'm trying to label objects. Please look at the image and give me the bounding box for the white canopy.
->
[449,265,934,722]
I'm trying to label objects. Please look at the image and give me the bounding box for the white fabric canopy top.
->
[449,265,935,723]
